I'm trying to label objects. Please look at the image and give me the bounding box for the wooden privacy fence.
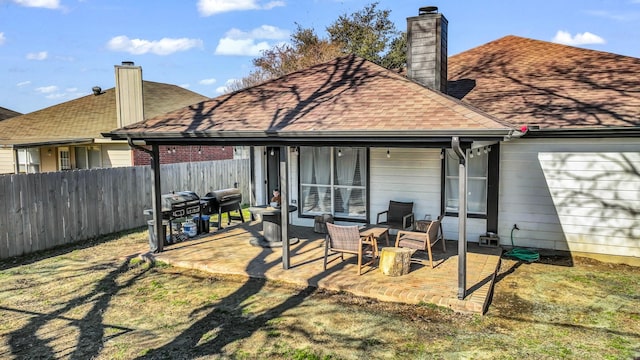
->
[0,159,250,259]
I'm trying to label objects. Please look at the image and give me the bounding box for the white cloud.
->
[26,51,48,60]
[197,0,285,16]
[45,93,67,99]
[12,0,60,9]
[586,10,640,22]
[199,78,217,85]
[106,36,203,55]
[17,81,31,87]
[35,85,58,93]
[34,85,85,101]
[552,30,605,46]
[216,78,237,94]
[215,25,288,56]
[0,32,5,45]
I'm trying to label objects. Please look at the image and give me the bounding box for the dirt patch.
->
[0,230,638,359]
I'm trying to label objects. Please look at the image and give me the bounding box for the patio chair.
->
[324,223,378,275]
[394,214,446,268]
[376,200,415,231]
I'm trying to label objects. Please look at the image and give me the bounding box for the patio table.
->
[359,225,390,247]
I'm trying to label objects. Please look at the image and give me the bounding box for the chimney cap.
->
[121,61,135,66]
[92,86,102,96]
[419,6,438,15]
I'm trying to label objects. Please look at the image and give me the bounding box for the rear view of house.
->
[106,7,639,267]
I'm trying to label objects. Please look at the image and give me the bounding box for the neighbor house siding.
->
[101,143,132,168]
[499,138,640,259]
[0,149,14,174]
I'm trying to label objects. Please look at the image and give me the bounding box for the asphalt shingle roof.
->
[0,81,208,146]
[0,107,21,121]
[448,35,640,129]
[113,55,513,139]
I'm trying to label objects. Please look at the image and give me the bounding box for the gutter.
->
[127,138,153,155]
[522,126,640,138]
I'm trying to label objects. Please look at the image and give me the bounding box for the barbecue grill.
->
[161,191,201,219]
[200,188,245,229]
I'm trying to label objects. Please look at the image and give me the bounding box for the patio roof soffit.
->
[105,129,517,148]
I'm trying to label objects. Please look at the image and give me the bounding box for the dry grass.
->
[0,229,638,359]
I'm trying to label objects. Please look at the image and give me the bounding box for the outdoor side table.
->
[379,247,414,276]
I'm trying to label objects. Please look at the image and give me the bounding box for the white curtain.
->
[300,147,330,212]
[335,148,358,213]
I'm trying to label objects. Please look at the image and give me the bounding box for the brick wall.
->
[133,145,233,165]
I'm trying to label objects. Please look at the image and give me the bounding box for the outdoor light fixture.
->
[47,149,52,156]
[477,148,481,156]
[386,148,391,158]
[440,149,444,159]
[483,147,488,154]
[270,148,275,156]
[167,147,171,154]
[172,147,176,154]
[337,149,342,157]
[198,146,202,155]
[469,150,474,158]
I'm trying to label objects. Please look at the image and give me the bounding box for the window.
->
[444,149,488,215]
[299,147,367,220]
[74,146,102,169]
[59,148,71,170]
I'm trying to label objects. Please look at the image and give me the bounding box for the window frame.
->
[298,146,368,222]
[442,144,499,228]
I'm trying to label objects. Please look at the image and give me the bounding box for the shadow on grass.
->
[6,254,151,359]
[0,227,146,272]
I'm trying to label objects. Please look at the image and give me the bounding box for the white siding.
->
[0,149,15,174]
[500,138,640,258]
[101,143,133,168]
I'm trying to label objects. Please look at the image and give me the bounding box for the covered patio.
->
[150,220,503,314]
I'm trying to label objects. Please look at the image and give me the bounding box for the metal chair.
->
[324,223,377,275]
[376,200,415,231]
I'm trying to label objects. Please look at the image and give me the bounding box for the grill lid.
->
[205,188,241,202]
[161,191,200,208]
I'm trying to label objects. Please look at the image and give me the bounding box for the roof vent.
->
[419,6,438,15]
[121,61,135,66]
[92,86,102,96]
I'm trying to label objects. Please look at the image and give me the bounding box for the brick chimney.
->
[114,61,144,128]
[406,6,448,93]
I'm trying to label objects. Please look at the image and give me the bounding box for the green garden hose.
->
[504,225,540,262]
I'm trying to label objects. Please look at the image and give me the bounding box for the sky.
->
[1,0,640,114]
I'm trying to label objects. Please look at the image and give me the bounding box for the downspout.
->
[451,136,467,300]
[13,148,19,174]
[128,138,163,253]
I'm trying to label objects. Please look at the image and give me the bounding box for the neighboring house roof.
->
[448,35,640,129]
[109,55,515,145]
[0,81,208,148]
[0,107,21,121]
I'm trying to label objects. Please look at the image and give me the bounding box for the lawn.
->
[0,228,638,359]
